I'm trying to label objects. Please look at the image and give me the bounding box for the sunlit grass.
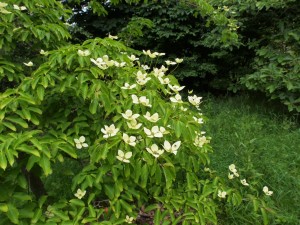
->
[203,93,300,224]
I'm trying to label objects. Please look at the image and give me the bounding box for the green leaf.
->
[39,155,52,176]
[17,145,40,157]
[7,203,19,224]
[104,185,115,200]
[31,208,42,224]
[140,164,149,188]
[0,203,8,212]
[2,121,16,131]
[37,86,45,101]
[162,163,175,189]
[59,144,77,158]
[89,100,98,114]
[0,149,7,170]
[70,199,85,207]
[6,116,28,128]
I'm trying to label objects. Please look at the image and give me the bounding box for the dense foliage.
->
[68,0,300,112]
[0,0,278,224]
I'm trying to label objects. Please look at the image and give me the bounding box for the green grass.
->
[202,93,300,224]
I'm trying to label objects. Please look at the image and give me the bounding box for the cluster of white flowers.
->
[136,70,151,85]
[121,83,136,90]
[125,215,134,223]
[146,144,164,158]
[13,4,27,11]
[218,190,227,198]
[143,112,160,123]
[143,50,165,58]
[74,189,86,199]
[163,140,181,155]
[228,164,240,179]
[101,124,119,138]
[74,136,88,149]
[188,95,202,108]
[263,186,273,196]
[170,94,183,103]
[144,126,167,138]
[122,133,137,146]
[132,95,152,107]
[194,131,210,148]
[77,49,91,57]
[91,55,126,70]
[116,150,132,163]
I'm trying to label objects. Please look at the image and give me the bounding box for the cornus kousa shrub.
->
[0,1,276,225]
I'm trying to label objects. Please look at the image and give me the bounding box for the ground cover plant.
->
[0,0,282,224]
[203,94,300,224]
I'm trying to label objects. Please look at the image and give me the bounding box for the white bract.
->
[170,94,183,103]
[143,112,160,123]
[0,2,10,14]
[127,119,142,130]
[122,110,140,120]
[108,34,118,39]
[141,65,150,70]
[263,186,273,196]
[74,189,86,199]
[128,55,139,61]
[163,140,181,155]
[153,68,165,78]
[188,95,202,107]
[175,58,183,63]
[125,215,134,224]
[218,190,227,198]
[241,179,249,186]
[228,164,239,177]
[40,49,49,55]
[136,70,151,85]
[74,136,88,149]
[146,144,164,158]
[131,95,152,107]
[168,84,185,92]
[165,60,176,65]
[116,150,132,163]
[77,49,91,56]
[24,61,33,67]
[228,173,234,179]
[144,126,166,138]
[122,133,137,146]
[101,124,119,138]
[193,116,204,124]
[14,5,27,11]
[121,83,136,89]
[90,58,108,70]
[158,77,170,85]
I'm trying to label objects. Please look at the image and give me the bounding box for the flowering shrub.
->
[0,1,276,224]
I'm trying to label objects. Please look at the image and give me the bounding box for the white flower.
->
[77,49,91,56]
[141,65,150,70]
[229,164,236,172]
[241,179,249,186]
[144,126,166,138]
[143,50,159,58]
[180,106,187,111]
[159,65,168,72]
[128,55,139,61]
[131,95,152,107]
[143,112,160,123]
[170,94,183,103]
[24,61,33,67]
[168,84,185,92]
[91,58,107,70]
[127,119,142,130]
[74,189,86,199]
[193,116,204,124]
[125,215,134,223]
[108,34,118,39]
[122,110,140,120]
[188,95,202,107]
[121,83,136,90]
[122,133,137,146]
[20,6,27,10]
[137,77,151,85]
[146,144,164,158]
[158,77,170,84]
[0,3,11,14]
[101,124,119,138]
[74,136,88,149]
[114,61,126,67]
[116,150,132,163]
[228,173,234,179]
[163,140,181,155]
[263,186,273,196]
[153,68,165,78]
[165,60,176,65]
[218,190,227,198]
[40,49,49,55]
[175,58,183,63]
[194,134,210,147]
